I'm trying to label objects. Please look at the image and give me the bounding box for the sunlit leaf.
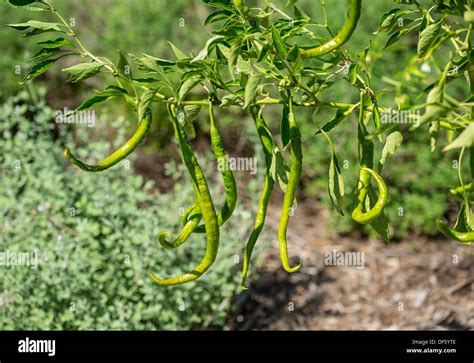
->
[21,58,56,83]
[380,131,403,167]
[63,62,104,83]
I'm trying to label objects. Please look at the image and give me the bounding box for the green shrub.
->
[0,89,255,329]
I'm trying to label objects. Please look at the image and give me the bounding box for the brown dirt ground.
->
[225,199,474,330]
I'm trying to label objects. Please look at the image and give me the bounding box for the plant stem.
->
[44,0,115,73]
[152,97,350,109]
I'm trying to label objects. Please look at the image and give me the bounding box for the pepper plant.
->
[3,0,473,287]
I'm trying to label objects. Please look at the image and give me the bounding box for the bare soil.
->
[225,200,474,330]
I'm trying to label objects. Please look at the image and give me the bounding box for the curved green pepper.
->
[300,0,362,58]
[352,92,388,224]
[159,102,237,249]
[159,205,202,250]
[150,105,219,286]
[241,106,275,289]
[192,103,237,233]
[278,97,302,273]
[436,218,474,244]
[352,167,388,224]
[64,109,152,172]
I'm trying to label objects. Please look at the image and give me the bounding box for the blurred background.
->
[0,0,472,330]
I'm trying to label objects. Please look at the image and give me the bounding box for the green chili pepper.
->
[181,205,199,226]
[352,167,388,224]
[192,103,237,233]
[352,91,389,224]
[150,105,219,286]
[278,97,302,273]
[300,0,362,58]
[436,218,474,244]
[241,106,275,289]
[158,205,202,250]
[64,109,152,172]
[159,102,236,247]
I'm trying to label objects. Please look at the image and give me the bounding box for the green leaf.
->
[369,213,390,242]
[184,105,201,122]
[418,62,450,125]
[293,5,310,21]
[236,57,253,75]
[465,11,474,23]
[287,46,300,62]
[21,58,56,83]
[140,53,175,67]
[271,26,287,57]
[376,8,402,33]
[3,0,46,11]
[132,77,161,88]
[218,43,241,78]
[328,149,345,216]
[417,20,442,62]
[217,44,232,60]
[368,186,390,242]
[7,0,37,5]
[421,86,444,122]
[130,54,162,73]
[229,42,241,78]
[315,106,355,134]
[220,93,239,108]
[375,9,415,34]
[179,77,202,102]
[7,20,63,32]
[192,35,224,62]
[243,73,262,109]
[348,63,358,84]
[204,9,232,25]
[454,203,470,232]
[117,51,132,79]
[383,28,411,49]
[258,43,270,62]
[379,131,403,167]
[30,47,61,61]
[176,107,196,139]
[76,86,127,111]
[167,41,187,60]
[201,0,234,11]
[30,38,76,61]
[269,146,290,193]
[37,38,74,49]
[95,85,128,97]
[443,123,474,152]
[62,62,104,83]
[467,204,474,231]
[76,95,111,111]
